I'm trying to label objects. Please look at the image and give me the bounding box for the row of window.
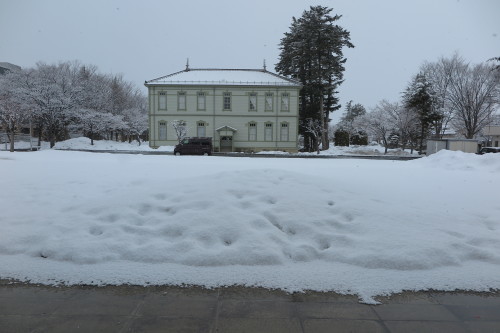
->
[157,121,289,142]
[157,92,290,112]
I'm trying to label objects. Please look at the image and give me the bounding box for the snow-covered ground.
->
[53,137,174,152]
[2,137,415,156]
[1,148,499,303]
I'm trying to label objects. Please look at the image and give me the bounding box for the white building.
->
[483,125,500,147]
[145,67,301,153]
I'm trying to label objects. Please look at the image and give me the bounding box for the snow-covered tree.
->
[489,57,500,71]
[357,102,395,154]
[23,62,82,148]
[1,60,148,147]
[338,100,367,144]
[379,100,419,152]
[300,118,326,154]
[171,120,187,144]
[0,71,31,152]
[340,100,366,124]
[68,109,123,145]
[122,107,148,144]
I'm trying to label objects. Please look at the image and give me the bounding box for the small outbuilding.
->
[426,139,480,155]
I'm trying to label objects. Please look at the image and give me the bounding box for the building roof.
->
[145,68,301,87]
[0,62,21,74]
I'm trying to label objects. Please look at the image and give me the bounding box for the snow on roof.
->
[0,62,21,72]
[145,68,301,87]
[215,125,238,132]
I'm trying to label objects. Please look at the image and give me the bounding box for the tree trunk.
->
[37,127,42,147]
[419,125,425,153]
[8,131,15,152]
[319,95,329,150]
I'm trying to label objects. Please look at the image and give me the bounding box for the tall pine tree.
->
[403,73,442,152]
[276,6,353,150]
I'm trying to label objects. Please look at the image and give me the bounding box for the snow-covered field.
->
[53,137,174,152]
[1,148,499,303]
[3,137,415,156]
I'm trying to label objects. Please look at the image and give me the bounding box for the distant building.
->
[145,67,301,153]
[0,62,21,75]
[483,125,500,147]
[426,139,481,155]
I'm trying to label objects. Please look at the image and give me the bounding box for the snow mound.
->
[2,164,499,270]
[1,150,499,302]
[411,149,500,172]
[53,137,173,151]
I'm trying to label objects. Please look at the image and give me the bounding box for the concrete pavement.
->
[0,281,499,333]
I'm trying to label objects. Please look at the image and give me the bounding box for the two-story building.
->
[483,125,500,147]
[144,66,301,153]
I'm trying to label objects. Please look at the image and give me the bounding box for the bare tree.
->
[357,101,395,154]
[448,62,499,138]
[382,101,419,152]
[420,53,464,138]
[421,54,499,139]
[171,120,188,144]
[300,118,326,154]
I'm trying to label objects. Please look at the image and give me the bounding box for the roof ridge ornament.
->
[263,59,267,71]
[185,58,190,71]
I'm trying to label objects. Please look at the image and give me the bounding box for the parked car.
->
[174,137,212,155]
[478,147,500,154]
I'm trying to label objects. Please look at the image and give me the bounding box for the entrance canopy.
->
[216,126,237,152]
[215,125,238,137]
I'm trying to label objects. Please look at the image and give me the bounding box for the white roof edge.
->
[146,81,300,86]
[216,125,238,132]
[145,68,301,87]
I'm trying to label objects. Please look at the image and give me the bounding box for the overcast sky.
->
[1,0,499,121]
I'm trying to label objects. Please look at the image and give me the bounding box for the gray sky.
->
[1,0,499,121]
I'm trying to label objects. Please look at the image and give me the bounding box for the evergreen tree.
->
[350,130,368,145]
[339,100,366,144]
[340,100,366,124]
[276,6,353,151]
[403,73,442,152]
[334,129,350,146]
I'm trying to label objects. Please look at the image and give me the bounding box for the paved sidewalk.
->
[0,282,499,333]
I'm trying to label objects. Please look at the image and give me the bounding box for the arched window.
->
[248,122,257,141]
[280,122,289,141]
[249,92,257,111]
[158,92,167,110]
[280,93,289,111]
[197,121,206,137]
[265,92,273,111]
[264,122,273,141]
[159,121,167,140]
[197,92,206,110]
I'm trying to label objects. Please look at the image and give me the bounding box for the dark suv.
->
[174,137,212,155]
[478,147,500,154]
